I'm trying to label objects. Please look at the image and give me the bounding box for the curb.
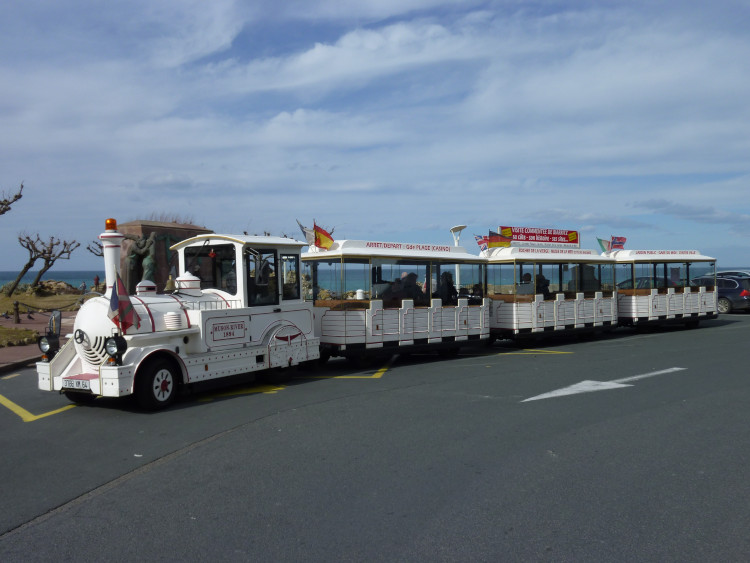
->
[0,356,38,375]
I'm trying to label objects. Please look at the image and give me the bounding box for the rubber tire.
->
[63,391,96,405]
[717,297,732,314]
[136,358,179,410]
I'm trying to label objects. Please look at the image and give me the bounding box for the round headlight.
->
[105,336,127,357]
[39,336,51,353]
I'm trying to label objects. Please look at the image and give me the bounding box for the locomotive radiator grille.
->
[79,336,109,367]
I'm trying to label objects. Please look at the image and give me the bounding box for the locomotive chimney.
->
[99,218,124,298]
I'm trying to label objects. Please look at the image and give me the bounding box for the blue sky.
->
[1,0,749,271]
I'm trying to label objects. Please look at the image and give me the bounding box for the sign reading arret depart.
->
[499,226,580,248]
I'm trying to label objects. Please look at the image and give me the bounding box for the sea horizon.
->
[0,270,105,290]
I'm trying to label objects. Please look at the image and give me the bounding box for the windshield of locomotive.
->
[184,243,238,295]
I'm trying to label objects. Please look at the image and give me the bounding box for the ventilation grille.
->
[79,336,108,367]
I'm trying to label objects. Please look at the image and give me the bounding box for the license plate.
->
[62,379,91,390]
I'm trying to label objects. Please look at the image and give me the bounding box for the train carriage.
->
[608,249,718,327]
[486,246,617,338]
[302,240,490,360]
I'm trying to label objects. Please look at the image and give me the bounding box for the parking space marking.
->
[0,393,77,422]
[500,349,573,355]
[198,383,286,402]
[304,357,394,380]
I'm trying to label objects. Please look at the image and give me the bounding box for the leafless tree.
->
[4,234,43,296]
[30,236,80,287]
[0,183,23,216]
[87,240,103,257]
[4,234,79,296]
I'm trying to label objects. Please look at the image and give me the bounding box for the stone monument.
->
[118,220,213,293]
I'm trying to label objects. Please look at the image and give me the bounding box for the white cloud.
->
[0,1,749,270]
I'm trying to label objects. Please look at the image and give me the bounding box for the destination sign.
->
[516,248,597,256]
[631,250,699,255]
[364,242,452,252]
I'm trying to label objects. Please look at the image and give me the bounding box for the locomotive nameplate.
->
[206,315,252,348]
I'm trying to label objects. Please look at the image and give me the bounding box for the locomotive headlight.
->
[105,335,127,364]
[38,335,60,361]
[105,335,127,356]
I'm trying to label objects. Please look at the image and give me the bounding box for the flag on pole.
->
[108,271,140,334]
[474,234,489,251]
[488,230,511,248]
[296,219,315,245]
[314,223,334,249]
[597,237,611,252]
[610,236,627,250]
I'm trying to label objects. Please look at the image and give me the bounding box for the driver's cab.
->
[174,234,306,309]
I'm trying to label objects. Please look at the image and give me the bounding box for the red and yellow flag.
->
[314,223,334,249]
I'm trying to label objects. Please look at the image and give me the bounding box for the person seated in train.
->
[517,273,535,295]
[381,278,405,306]
[536,274,551,299]
[403,272,428,305]
[438,271,458,305]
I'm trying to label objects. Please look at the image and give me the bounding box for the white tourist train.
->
[35,219,719,410]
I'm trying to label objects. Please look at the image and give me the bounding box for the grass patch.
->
[0,293,86,316]
[0,326,39,347]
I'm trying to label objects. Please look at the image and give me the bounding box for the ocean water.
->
[0,270,104,291]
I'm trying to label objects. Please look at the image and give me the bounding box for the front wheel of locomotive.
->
[136,358,179,410]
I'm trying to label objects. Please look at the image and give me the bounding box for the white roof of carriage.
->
[171,233,306,251]
[486,245,611,263]
[303,239,483,262]
[605,249,715,262]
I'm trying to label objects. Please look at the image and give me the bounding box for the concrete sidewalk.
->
[0,310,76,374]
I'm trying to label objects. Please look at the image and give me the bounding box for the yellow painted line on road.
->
[0,393,76,422]
[334,359,392,379]
[305,357,394,380]
[501,349,573,355]
[198,384,285,402]
[1,373,21,380]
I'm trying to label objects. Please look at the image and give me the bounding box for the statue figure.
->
[125,232,157,293]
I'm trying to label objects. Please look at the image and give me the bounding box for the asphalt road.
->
[1,315,749,561]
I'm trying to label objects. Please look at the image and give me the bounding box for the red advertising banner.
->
[498,226,580,247]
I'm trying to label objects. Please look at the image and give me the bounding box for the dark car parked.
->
[693,275,750,313]
[617,276,677,290]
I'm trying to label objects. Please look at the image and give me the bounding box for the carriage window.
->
[486,263,515,296]
[310,260,342,301]
[280,254,300,300]
[247,250,278,306]
[614,263,634,289]
[537,263,562,299]
[599,263,615,294]
[372,259,430,307]
[566,263,601,296]
[433,262,484,305]
[184,243,237,295]
[343,259,370,300]
[689,261,715,288]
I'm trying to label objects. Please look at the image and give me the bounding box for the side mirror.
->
[48,310,62,337]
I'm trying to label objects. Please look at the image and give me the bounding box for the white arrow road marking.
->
[521,367,687,402]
